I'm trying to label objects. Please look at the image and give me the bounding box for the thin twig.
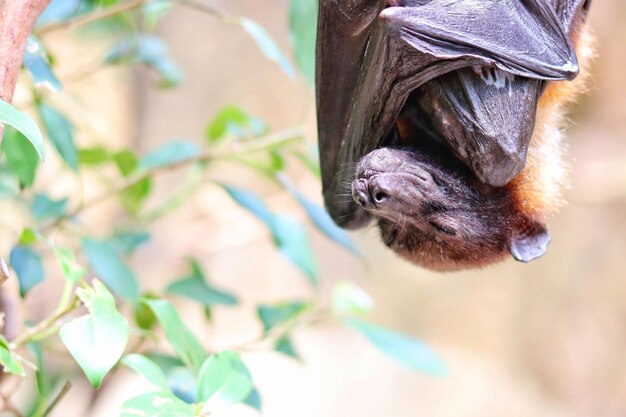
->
[10,298,79,348]
[174,0,226,20]
[38,381,72,417]
[42,127,305,232]
[0,392,25,417]
[35,0,147,36]
[235,307,330,353]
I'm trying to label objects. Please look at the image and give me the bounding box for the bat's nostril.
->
[373,190,389,203]
[352,179,373,208]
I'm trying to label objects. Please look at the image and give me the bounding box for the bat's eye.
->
[422,201,447,214]
[429,222,456,236]
[384,228,398,246]
[431,174,448,190]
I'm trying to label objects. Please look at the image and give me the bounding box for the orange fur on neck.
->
[507,24,595,220]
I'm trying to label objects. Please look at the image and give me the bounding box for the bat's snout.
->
[351,177,389,211]
[353,148,441,217]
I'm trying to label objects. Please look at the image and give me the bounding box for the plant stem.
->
[0,392,25,417]
[174,0,226,19]
[10,298,79,348]
[236,306,330,352]
[35,0,147,35]
[41,127,305,232]
[31,381,72,417]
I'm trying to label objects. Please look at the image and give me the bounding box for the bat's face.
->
[351,146,513,270]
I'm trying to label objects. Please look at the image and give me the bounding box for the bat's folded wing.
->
[384,0,579,80]
[317,0,586,228]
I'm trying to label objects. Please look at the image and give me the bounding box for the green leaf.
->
[37,0,82,25]
[332,281,374,315]
[269,149,285,172]
[112,150,152,212]
[109,230,151,256]
[288,0,318,86]
[52,246,84,284]
[113,149,139,176]
[143,299,206,373]
[81,237,140,300]
[28,340,50,399]
[206,106,268,142]
[24,37,62,92]
[275,336,300,361]
[150,58,183,89]
[166,259,237,307]
[30,193,68,221]
[344,318,448,377]
[10,245,44,297]
[221,184,273,225]
[270,215,319,284]
[257,301,308,334]
[142,0,173,31]
[133,296,158,330]
[278,175,360,256]
[240,18,295,79]
[197,351,253,409]
[0,348,25,377]
[167,366,198,404]
[78,146,110,165]
[222,185,319,283]
[2,127,40,187]
[145,353,185,374]
[120,177,152,214]
[37,103,78,170]
[121,392,194,417]
[0,336,25,377]
[60,281,129,388]
[18,228,38,245]
[243,387,262,411]
[0,100,45,160]
[138,140,199,171]
[106,35,182,88]
[123,354,170,391]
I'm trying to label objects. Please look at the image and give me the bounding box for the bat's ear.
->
[509,218,551,263]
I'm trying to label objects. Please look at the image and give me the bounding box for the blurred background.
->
[8,0,626,416]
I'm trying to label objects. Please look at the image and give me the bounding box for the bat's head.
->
[352,146,550,270]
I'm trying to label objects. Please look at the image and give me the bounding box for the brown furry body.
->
[352,18,594,271]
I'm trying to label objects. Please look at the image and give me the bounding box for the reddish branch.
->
[0,0,51,102]
[0,0,50,339]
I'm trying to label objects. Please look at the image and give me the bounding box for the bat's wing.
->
[317,0,588,228]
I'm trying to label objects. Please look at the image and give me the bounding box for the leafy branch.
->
[41,127,304,232]
[35,0,147,35]
[10,297,79,348]
[0,1,448,416]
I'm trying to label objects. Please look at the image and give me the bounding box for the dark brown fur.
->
[351,14,593,271]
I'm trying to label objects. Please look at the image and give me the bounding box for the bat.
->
[316,0,592,270]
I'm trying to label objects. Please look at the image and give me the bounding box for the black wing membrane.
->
[316,0,589,228]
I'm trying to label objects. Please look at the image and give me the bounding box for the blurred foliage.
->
[0,0,446,415]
